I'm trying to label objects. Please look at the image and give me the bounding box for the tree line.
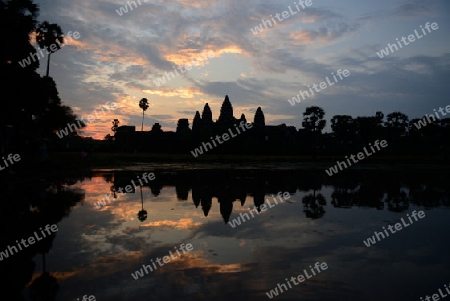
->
[0,0,81,159]
[301,106,450,152]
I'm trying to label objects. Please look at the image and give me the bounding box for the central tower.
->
[217,95,235,125]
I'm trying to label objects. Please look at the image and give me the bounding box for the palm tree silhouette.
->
[139,98,149,132]
[29,253,59,301]
[111,118,120,133]
[35,21,64,77]
[138,185,147,222]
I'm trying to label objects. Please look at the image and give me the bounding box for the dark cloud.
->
[392,3,432,18]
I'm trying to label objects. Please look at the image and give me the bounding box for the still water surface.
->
[3,168,449,301]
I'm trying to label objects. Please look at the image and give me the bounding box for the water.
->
[2,168,449,300]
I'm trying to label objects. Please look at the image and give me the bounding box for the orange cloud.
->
[164,49,215,67]
[216,46,243,55]
[143,88,203,99]
[178,0,203,7]
[163,45,244,67]
[302,16,318,23]
[28,270,81,285]
[290,31,314,44]
[73,36,148,66]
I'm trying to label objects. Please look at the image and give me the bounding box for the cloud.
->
[290,22,359,44]
[392,3,432,18]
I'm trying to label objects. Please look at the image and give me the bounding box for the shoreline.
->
[2,152,450,176]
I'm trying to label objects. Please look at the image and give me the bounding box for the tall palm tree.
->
[36,21,64,77]
[111,118,120,133]
[139,98,149,132]
[30,253,59,300]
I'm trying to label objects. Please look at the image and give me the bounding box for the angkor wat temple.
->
[115,95,301,154]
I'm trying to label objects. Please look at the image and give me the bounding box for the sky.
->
[32,0,450,139]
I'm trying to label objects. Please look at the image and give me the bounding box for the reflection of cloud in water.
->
[140,218,202,229]
[28,270,81,285]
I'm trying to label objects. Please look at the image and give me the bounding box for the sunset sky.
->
[32,0,450,139]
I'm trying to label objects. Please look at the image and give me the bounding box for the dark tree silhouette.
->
[331,115,354,137]
[302,106,326,134]
[29,253,59,301]
[139,98,149,132]
[1,0,40,70]
[37,77,80,135]
[35,21,64,77]
[331,114,356,147]
[111,118,120,133]
[355,111,384,144]
[385,111,409,139]
[1,1,80,153]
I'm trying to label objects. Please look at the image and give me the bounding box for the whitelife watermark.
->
[19,31,80,68]
[266,262,328,299]
[325,140,388,176]
[55,101,118,139]
[287,69,350,106]
[228,191,291,228]
[77,295,96,301]
[152,50,215,87]
[0,153,21,172]
[190,121,253,157]
[0,224,58,261]
[131,243,193,280]
[376,22,439,58]
[414,104,450,129]
[420,282,450,301]
[116,0,148,16]
[251,0,313,35]
[94,172,156,209]
[363,210,425,247]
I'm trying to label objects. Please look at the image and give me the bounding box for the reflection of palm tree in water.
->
[110,185,118,200]
[138,185,147,222]
[302,189,326,219]
[29,253,59,301]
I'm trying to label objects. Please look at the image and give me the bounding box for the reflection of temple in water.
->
[111,169,450,224]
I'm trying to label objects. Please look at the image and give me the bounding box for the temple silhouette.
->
[114,95,300,154]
